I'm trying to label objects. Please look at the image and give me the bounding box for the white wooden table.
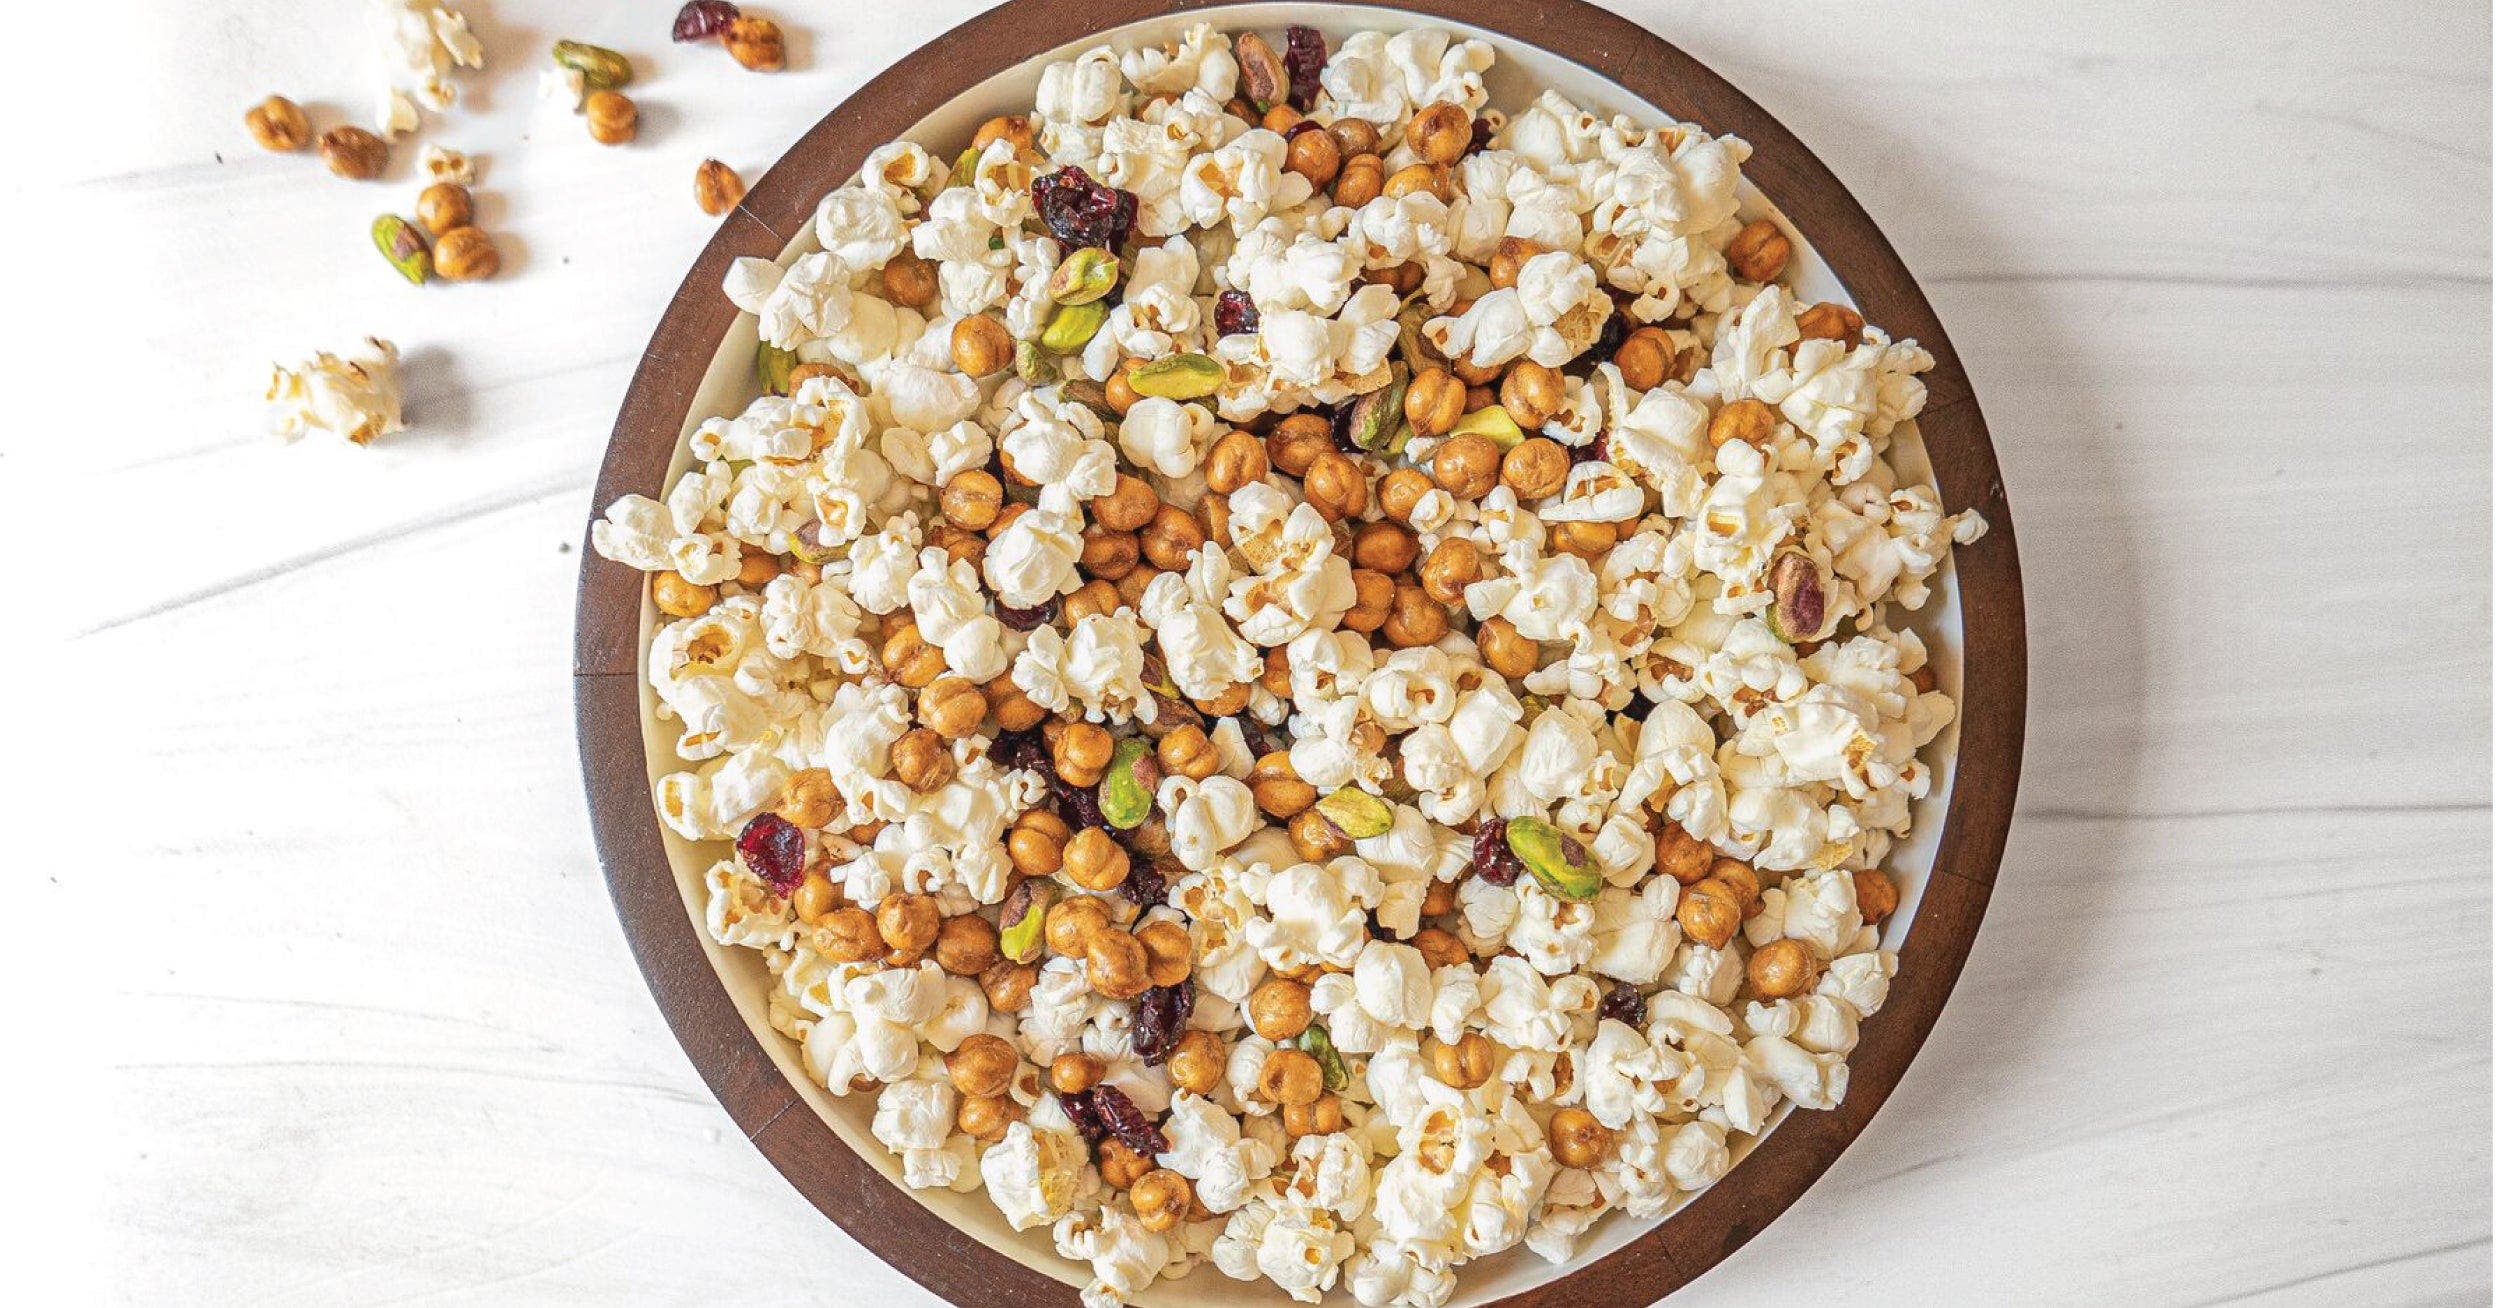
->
[49,0,2490,1303]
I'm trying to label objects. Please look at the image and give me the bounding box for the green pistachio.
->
[1129,353,1224,400]
[1046,247,1121,305]
[1098,737,1160,830]
[1016,339,1059,385]
[551,40,633,91]
[1040,300,1110,354]
[1343,368,1410,454]
[1766,551,1829,643]
[1297,1025,1348,1092]
[1449,405,1526,449]
[998,879,1056,964]
[947,147,979,190]
[1315,786,1393,841]
[1059,377,1120,421]
[756,342,798,396]
[371,214,431,285]
[1505,816,1602,901]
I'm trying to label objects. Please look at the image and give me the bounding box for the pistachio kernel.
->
[1448,405,1526,449]
[1046,247,1121,305]
[1129,353,1224,400]
[1314,786,1393,840]
[1040,300,1111,354]
[1506,816,1601,901]
[551,39,633,91]
[1766,551,1829,643]
[370,214,431,285]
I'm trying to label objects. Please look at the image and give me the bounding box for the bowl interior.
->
[631,5,1966,1302]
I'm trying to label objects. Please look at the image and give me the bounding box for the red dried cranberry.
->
[1089,1083,1169,1156]
[735,812,807,895]
[1469,116,1497,154]
[986,728,1048,774]
[1600,983,1644,1027]
[1215,290,1260,337]
[1283,26,1327,109]
[1571,433,1609,465]
[1588,305,1630,365]
[671,0,740,42]
[1054,773,1105,829]
[1131,983,1194,1064]
[996,595,1059,631]
[1116,857,1169,908]
[1032,166,1139,251]
[1058,1088,1110,1143]
[1472,821,1524,887]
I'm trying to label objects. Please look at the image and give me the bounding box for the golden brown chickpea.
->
[430,225,500,281]
[1193,684,1252,719]
[1007,808,1072,877]
[1326,117,1381,158]
[881,621,948,688]
[1748,938,1827,999]
[1284,126,1342,187]
[1256,1048,1324,1106]
[1350,525,1417,578]
[1097,1139,1153,1191]
[318,125,388,180]
[1061,578,1122,626]
[1549,519,1617,562]
[1676,881,1743,949]
[1104,359,1143,415]
[814,907,884,962]
[876,893,941,955]
[1853,869,1901,923]
[1405,101,1474,165]
[1085,928,1152,999]
[1420,876,1459,918]
[724,15,787,71]
[790,870,840,923]
[951,314,1015,376]
[918,676,988,739]
[1079,523,1141,580]
[1045,894,1112,958]
[1654,824,1715,886]
[987,674,1048,732]
[1614,326,1676,391]
[1114,565,1162,611]
[1431,433,1502,499]
[1267,413,1335,478]
[244,95,310,152]
[1708,859,1762,912]
[1259,645,1294,697]
[1404,367,1467,438]
[1291,808,1354,864]
[585,90,639,145]
[1301,452,1368,523]
[734,548,782,589]
[882,252,940,309]
[1710,397,1779,450]
[1092,474,1161,532]
[1383,162,1450,201]
[1139,504,1207,572]
[972,114,1037,156]
[1062,827,1132,894]
[1500,361,1567,430]
[776,767,842,829]
[1248,752,1317,818]
[1262,102,1303,134]
[981,959,1040,1012]
[1476,614,1540,679]
[1248,977,1314,1041]
[1430,1031,1497,1088]
[1376,468,1436,524]
[889,727,957,793]
[934,914,1002,976]
[1361,261,1422,295]
[1129,1168,1193,1232]
[1154,726,1220,782]
[1410,926,1470,970]
[415,182,473,237]
[1417,539,1480,607]
[1282,1094,1345,1138]
[1168,1030,1228,1095]
[694,158,745,216]
[1048,1051,1105,1095]
[1487,236,1542,290]
[946,1033,1019,1098]
[1204,429,1270,494]
[1795,301,1866,343]
[1135,919,1194,987]
[651,571,718,618]
[1727,218,1792,284]
[1333,153,1385,206]
[1501,437,1571,501]
[957,1092,1023,1142]
[1548,1107,1615,1168]
[939,469,1004,530]
[1382,584,1450,649]
[1054,722,1116,786]
[930,523,987,568]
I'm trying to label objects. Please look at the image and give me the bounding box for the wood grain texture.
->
[51,0,2490,1305]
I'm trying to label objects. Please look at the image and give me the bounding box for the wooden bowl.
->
[575,2,2027,1303]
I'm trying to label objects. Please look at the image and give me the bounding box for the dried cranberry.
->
[671,0,740,42]
[1230,714,1284,759]
[735,812,807,895]
[1283,26,1327,109]
[1032,166,1139,251]
[1589,305,1630,365]
[1325,400,1364,454]
[1469,116,1497,154]
[1089,1083,1170,1156]
[1600,983,1645,1028]
[1131,983,1194,1065]
[1116,857,1169,908]
[1058,1088,1110,1144]
[1214,290,1260,338]
[1054,773,1105,829]
[986,728,1048,774]
[1571,433,1609,465]
[1472,821,1524,887]
[996,595,1058,631]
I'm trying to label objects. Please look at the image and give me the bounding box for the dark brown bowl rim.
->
[574,1,2027,1302]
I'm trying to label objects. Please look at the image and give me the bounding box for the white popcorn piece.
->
[266,337,405,446]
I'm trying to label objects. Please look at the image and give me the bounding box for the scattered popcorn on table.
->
[590,20,1988,1306]
[366,0,484,137]
[267,337,406,446]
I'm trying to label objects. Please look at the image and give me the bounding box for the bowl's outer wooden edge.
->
[573,1,2028,1303]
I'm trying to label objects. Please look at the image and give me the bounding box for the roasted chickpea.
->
[1284,126,1342,187]
[1326,117,1381,157]
[734,548,781,589]
[1411,926,1470,971]
[1710,397,1779,450]
[790,870,840,923]
[1404,367,1467,438]
[1104,358,1143,415]
[1382,584,1450,649]
[585,90,639,145]
[1249,751,1316,817]
[1748,938,1827,1000]
[244,95,311,152]
[1795,301,1866,342]
[882,252,940,308]
[951,314,1015,377]
[1500,436,1571,501]
[415,182,473,237]
[1054,722,1115,786]
[1061,578,1122,626]
[1007,809,1071,878]
[1138,503,1206,572]
[1377,468,1436,524]
[889,727,956,792]
[1676,880,1743,949]
[427,225,499,281]
[1260,645,1295,697]
[1500,361,1567,430]
[1256,1048,1324,1106]
[1061,826,1134,896]
[1707,859,1762,912]
[1301,452,1368,523]
[1286,807,1350,862]
[1168,1030,1228,1095]
[694,158,745,216]
[1262,102,1303,134]
[1193,681,1251,718]
[1097,1139,1153,1191]
[1135,919,1194,987]
[1654,823,1715,886]
[938,469,1004,531]
[1431,433,1502,499]
[875,893,941,954]
[957,1092,1023,1142]
[318,125,388,180]
[813,907,883,962]
[981,959,1040,1012]
[1205,429,1270,494]
[1430,1031,1496,1089]
[1383,162,1449,201]
[1267,412,1335,478]
[1342,524,1412,577]
[1156,725,1222,781]
[1333,153,1385,206]
[1090,474,1160,533]
[1853,869,1901,923]
[1405,101,1474,165]
[918,676,988,739]
[1451,353,1503,387]
[1421,875,1459,917]
[1128,1168,1192,1233]
[947,1033,1019,1097]
[1245,977,1314,1041]
[1283,1094,1345,1138]
[724,15,787,71]
[934,914,1002,976]
[986,673,1048,732]
[1044,894,1112,958]
[1079,523,1141,580]
[651,571,718,618]
[1417,539,1480,606]
[1487,236,1542,290]
[1085,928,1152,999]
[1614,326,1677,391]
[1361,260,1423,294]
[972,114,1037,155]
[1548,1107,1614,1168]
[775,767,841,829]
[1048,1051,1105,1095]
[1475,614,1539,679]
[1549,519,1617,562]
[881,621,947,688]
[1727,218,1792,284]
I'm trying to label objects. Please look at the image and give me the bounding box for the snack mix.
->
[591,22,1986,1307]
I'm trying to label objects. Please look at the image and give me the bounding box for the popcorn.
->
[267,337,405,446]
[367,0,483,135]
